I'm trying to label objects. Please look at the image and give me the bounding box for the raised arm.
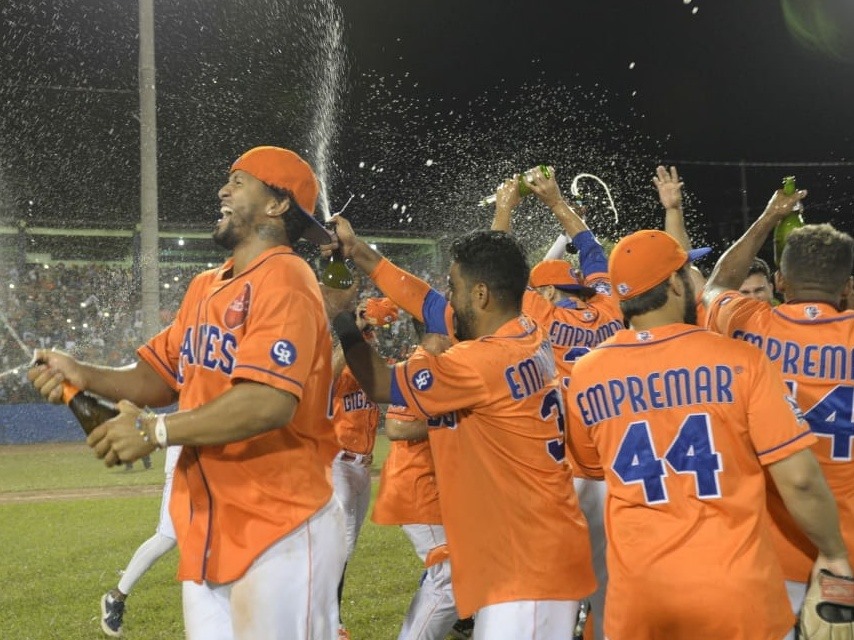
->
[491,177,523,232]
[654,165,692,251]
[323,215,452,336]
[703,186,806,306]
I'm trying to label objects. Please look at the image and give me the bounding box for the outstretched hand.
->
[653,165,684,210]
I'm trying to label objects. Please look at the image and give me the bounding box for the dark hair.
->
[450,230,529,310]
[781,224,854,293]
[267,183,311,245]
[747,257,772,281]
[620,265,691,325]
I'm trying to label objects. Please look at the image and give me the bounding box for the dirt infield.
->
[0,484,163,504]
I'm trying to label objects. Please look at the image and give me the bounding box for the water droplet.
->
[425,159,434,166]
[628,62,636,70]
[692,6,699,13]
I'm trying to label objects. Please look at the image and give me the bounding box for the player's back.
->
[567,323,807,639]
[393,317,596,617]
[707,296,854,579]
[522,290,623,379]
[333,365,380,456]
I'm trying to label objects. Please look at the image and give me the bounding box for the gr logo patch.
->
[412,368,434,391]
[270,340,297,366]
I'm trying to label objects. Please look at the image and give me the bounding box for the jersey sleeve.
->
[573,231,620,316]
[705,290,769,335]
[390,344,489,420]
[565,377,606,479]
[573,230,608,282]
[370,257,453,336]
[229,277,320,400]
[746,349,818,465]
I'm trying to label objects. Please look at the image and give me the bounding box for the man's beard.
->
[213,220,239,250]
[452,306,476,341]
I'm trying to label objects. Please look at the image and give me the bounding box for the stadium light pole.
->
[138,0,160,342]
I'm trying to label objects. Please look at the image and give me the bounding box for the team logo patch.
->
[224,283,251,329]
[412,368,434,391]
[617,283,631,296]
[583,311,594,321]
[718,295,733,306]
[270,340,297,367]
[594,282,612,296]
[804,305,821,319]
[636,330,653,342]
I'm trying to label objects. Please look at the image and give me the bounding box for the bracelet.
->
[135,408,156,446]
[154,414,169,449]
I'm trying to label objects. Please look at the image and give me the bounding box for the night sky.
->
[1,0,852,259]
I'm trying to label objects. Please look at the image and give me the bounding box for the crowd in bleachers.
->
[0,257,434,403]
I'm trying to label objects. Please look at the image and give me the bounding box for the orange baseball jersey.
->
[371,400,442,526]
[390,316,596,618]
[138,246,337,584]
[332,365,380,455]
[707,293,854,581]
[566,323,815,639]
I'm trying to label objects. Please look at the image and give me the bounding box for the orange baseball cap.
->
[230,146,331,244]
[529,260,595,295]
[609,230,711,300]
[363,297,400,327]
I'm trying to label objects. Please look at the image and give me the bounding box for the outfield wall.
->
[0,404,85,444]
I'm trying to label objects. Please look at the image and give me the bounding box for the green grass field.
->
[0,439,436,639]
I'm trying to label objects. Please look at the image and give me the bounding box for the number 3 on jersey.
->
[613,414,723,504]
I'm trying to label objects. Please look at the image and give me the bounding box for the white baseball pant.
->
[474,599,580,640]
[117,445,182,595]
[182,496,346,640]
[398,524,458,640]
[574,476,607,640]
[332,450,373,558]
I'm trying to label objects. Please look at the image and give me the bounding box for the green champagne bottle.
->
[773,176,805,267]
[479,165,552,206]
[321,249,354,289]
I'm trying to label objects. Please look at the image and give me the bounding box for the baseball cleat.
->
[100,592,125,637]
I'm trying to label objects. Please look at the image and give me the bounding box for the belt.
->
[340,450,373,466]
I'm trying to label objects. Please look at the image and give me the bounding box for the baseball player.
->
[703,186,854,624]
[565,229,851,639]
[490,167,625,639]
[325,228,596,640]
[371,321,458,640]
[29,146,346,640]
[101,445,182,637]
[331,298,397,639]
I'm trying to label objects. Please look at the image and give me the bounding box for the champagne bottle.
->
[321,249,354,290]
[61,381,119,436]
[774,176,805,267]
[478,165,552,206]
